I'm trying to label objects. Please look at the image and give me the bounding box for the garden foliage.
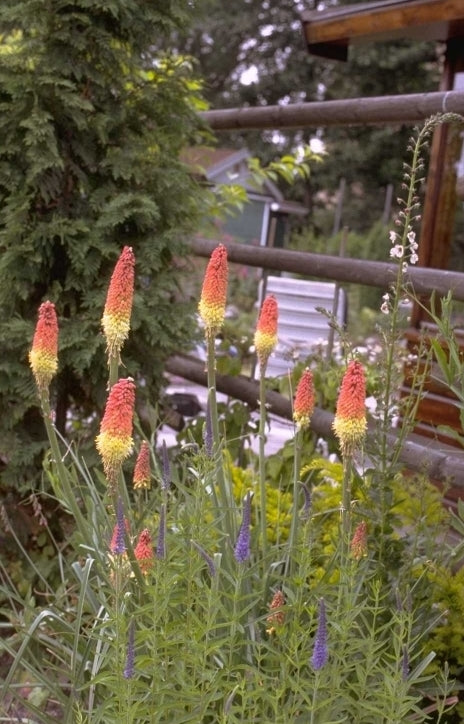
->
[0,0,208,487]
[2,118,464,723]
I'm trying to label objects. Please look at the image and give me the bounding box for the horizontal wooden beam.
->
[190,237,464,302]
[166,353,464,485]
[199,92,464,131]
[301,0,464,51]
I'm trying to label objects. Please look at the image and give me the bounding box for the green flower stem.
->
[258,366,268,558]
[206,333,234,541]
[286,425,303,576]
[341,454,353,571]
[108,351,120,389]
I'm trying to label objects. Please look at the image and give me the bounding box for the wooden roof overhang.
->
[301,0,464,61]
[301,0,464,327]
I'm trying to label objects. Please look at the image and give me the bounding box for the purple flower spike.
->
[161,440,171,492]
[123,620,135,680]
[111,497,126,555]
[311,598,328,671]
[191,539,216,577]
[203,399,213,458]
[156,503,166,560]
[234,491,253,563]
[300,482,312,522]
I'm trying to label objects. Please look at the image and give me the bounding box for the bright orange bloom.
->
[133,441,151,490]
[266,589,286,634]
[29,301,59,392]
[134,528,154,574]
[102,246,135,357]
[350,520,368,560]
[254,295,278,371]
[198,245,228,337]
[96,378,135,484]
[332,360,367,456]
[293,368,315,429]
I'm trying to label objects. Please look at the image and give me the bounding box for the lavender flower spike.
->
[311,598,328,671]
[111,497,126,555]
[156,503,166,560]
[123,620,135,680]
[234,491,253,563]
[191,539,216,577]
[203,398,213,458]
[161,440,171,492]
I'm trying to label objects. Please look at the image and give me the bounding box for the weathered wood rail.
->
[200,91,464,130]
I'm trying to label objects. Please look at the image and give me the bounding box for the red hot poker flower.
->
[293,368,315,429]
[29,301,59,393]
[96,378,135,484]
[102,246,135,358]
[350,520,368,560]
[266,589,286,634]
[134,528,154,574]
[133,441,151,490]
[198,245,228,338]
[254,295,278,372]
[332,360,367,456]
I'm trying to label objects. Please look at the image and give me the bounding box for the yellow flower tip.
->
[29,300,59,392]
[102,246,135,357]
[198,244,228,337]
[332,415,367,456]
[95,431,133,480]
[254,295,278,368]
[293,368,315,429]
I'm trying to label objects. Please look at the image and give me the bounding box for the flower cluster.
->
[266,590,286,635]
[29,301,59,393]
[198,244,228,338]
[350,520,368,560]
[311,598,328,671]
[96,378,135,486]
[134,528,155,574]
[234,491,253,563]
[293,368,315,429]
[254,295,278,371]
[332,360,367,457]
[133,441,151,490]
[102,246,135,359]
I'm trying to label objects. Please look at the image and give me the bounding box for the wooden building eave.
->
[301,0,464,61]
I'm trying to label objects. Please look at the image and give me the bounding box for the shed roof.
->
[301,0,464,60]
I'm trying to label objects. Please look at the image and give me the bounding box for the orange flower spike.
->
[266,589,286,635]
[254,295,278,370]
[332,360,367,456]
[29,301,59,393]
[102,246,135,358]
[293,368,315,429]
[96,378,135,484]
[134,528,155,574]
[350,520,368,560]
[198,244,228,338]
[133,441,151,490]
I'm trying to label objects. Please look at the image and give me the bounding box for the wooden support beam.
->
[190,237,464,302]
[199,92,464,131]
[166,353,464,485]
[301,0,464,60]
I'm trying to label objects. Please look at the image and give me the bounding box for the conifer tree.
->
[0,0,206,486]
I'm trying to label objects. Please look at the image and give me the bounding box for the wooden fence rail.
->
[200,91,464,130]
[190,237,464,301]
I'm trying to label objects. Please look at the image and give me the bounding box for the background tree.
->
[0,0,208,488]
[179,0,440,233]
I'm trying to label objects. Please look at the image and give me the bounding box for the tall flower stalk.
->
[333,359,367,551]
[198,245,233,537]
[254,294,278,556]
[287,367,315,574]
